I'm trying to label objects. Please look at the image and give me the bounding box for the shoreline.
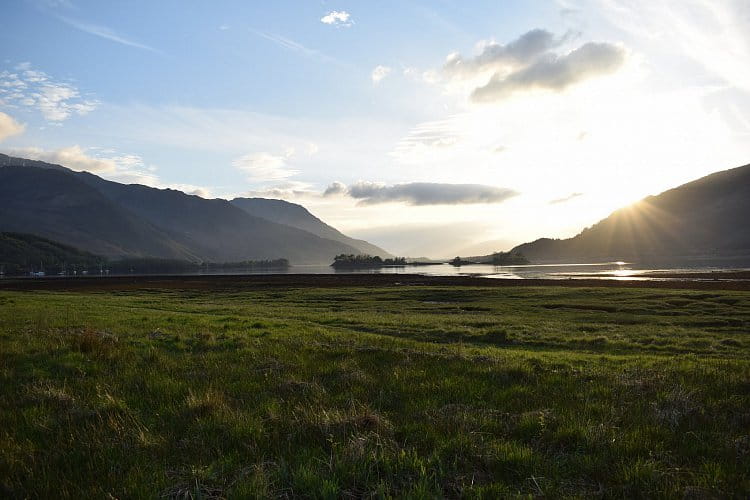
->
[2,272,750,291]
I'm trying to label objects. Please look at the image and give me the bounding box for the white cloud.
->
[371,65,392,84]
[232,151,300,183]
[0,112,25,142]
[391,117,461,164]
[57,16,161,54]
[8,145,115,172]
[471,42,626,102]
[166,184,213,199]
[6,145,160,184]
[588,0,750,91]
[549,192,584,204]
[5,144,214,196]
[444,29,563,78]
[434,29,625,103]
[239,180,317,200]
[98,103,405,188]
[0,64,98,121]
[320,11,353,27]
[35,82,98,121]
[251,30,342,65]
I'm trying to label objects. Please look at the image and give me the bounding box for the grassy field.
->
[0,282,749,498]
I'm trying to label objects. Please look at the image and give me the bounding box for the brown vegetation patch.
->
[63,327,118,356]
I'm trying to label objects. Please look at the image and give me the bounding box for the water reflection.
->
[292,261,750,282]
[289,261,750,281]
[9,260,749,282]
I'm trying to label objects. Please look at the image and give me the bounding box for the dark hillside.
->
[0,154,379,264]
[0,166,196,259]
[0,232,103,275]
[512,164,750,262]
[232,197,392,258]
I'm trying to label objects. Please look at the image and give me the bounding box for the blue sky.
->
[2,0,750,257]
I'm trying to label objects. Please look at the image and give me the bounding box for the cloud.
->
[251,30,341,65]
[0,112,25,142]
[240,180,317,200]
[549,192,584,204]
[5,145,160,184]
[0,64,98,121]
[371,65,392,84]
[471,42,626,102]
[325,181,519,206]
[444,29,562,77]
[7,145,116,172]
[35,83,98,121]
[57,16,161,53]
[390,117,461,165]
[5,144,214,196]
[166,184,212,199]
[3,142,224,200]
[232,151,299,183]
[435,29,626,103]
[320,11,353,27]
[586,0,750,92]
[323,181,347,196]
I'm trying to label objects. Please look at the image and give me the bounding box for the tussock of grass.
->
[0,285,749,497]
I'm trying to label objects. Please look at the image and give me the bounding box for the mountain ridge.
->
[0,154,385,264]
[231,197,392,258]
[510,163,750,263]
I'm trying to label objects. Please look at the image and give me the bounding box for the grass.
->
[0,284,749,498]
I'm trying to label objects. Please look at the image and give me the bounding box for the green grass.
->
[0,285,749,498]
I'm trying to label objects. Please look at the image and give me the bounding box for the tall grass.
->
[0,286,748,497]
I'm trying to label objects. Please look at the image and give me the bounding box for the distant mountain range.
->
[231,198,391,258]
[511,163,750,263]
[0,154,390,265]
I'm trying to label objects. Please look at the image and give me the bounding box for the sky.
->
[1,0,749,258]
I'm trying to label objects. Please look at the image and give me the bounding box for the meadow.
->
[0,280,748,498]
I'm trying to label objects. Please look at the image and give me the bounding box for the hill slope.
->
[72,171,363,263]
[512,164,750,263]
[231,197,392,257]
[0,232,104,275]
[0,165,198,259]
[0,154,372,264]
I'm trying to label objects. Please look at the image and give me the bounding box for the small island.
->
[450,251,529,266]
[449,257,478,266]
[331,254,407,269]
[488,251,529,265]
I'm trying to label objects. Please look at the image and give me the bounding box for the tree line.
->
[331,254,407,269]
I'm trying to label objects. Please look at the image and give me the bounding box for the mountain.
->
[449,238,520,259]
[0,154,380,264]
[511,164,750,263]
[71,171,364,263]
[231,197,392,257]
[0,232,104,275]
[0,165,197,259]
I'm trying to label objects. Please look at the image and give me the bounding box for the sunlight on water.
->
[273,262,750,282]
[9,261,749,282]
